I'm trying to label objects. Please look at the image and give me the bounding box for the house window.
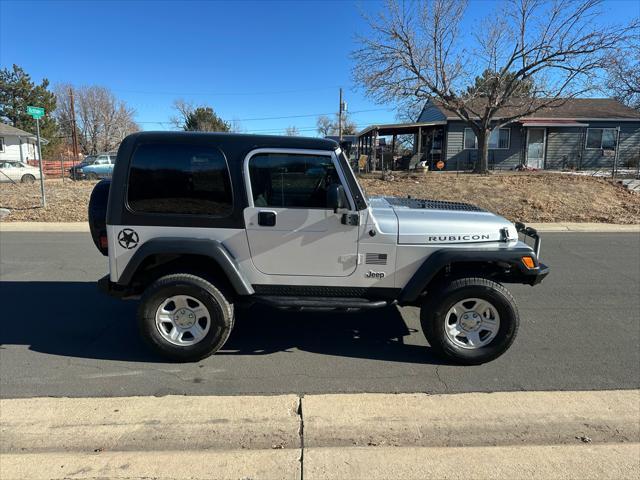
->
[488,128,510,149]
[463,129,477,149]
[0,137,4,153]
[586,128,617,150]
[463,128,510,149]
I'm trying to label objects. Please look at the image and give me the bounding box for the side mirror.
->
[326,183,348,212]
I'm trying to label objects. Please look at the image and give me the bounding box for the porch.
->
[355,121,447,171]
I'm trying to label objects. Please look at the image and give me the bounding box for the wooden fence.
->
[27,159,78,179]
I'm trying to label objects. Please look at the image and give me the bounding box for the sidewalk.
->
[2,390,638,479]
[1,221,640,233]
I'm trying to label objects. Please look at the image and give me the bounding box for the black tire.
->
[138,273,234,362]
[421,277,519,365]
[21,174,35,184]
[86,173,98,180]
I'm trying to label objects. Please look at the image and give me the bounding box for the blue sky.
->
[1,0,638,136]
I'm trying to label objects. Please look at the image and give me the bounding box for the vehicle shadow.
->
[0,281,445,365]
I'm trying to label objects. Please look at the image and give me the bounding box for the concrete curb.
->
[1,221,639,233]
[1,450,301,480]
[1,395,301,452]
[2,390,638,479]
[302,390,640,448]
[530,222,640,232]
[304,444,640,480]
[0,222,89,232]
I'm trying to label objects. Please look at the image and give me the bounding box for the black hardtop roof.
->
[126,131,339,154]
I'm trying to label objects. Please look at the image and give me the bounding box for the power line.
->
[136,107,395,125]
[113,85,354,97]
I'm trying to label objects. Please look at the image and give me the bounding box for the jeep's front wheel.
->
[421,278,519,365]
[138,274,233,362]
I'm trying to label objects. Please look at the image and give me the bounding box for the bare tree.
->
[170,99,195,130]
[604,40,640,110]
[316,113,358,136]
[284,125,300,136]
[55,84,139,154]
[353,0,634,172]
[170,99,230,132]
[316,115,334,136]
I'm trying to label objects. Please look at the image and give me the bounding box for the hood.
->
[369,196,517,245]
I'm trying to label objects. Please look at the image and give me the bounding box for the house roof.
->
[0,122,37,137]
[0,122,49,143]
[357,120,446,137]
[422,98,640,121]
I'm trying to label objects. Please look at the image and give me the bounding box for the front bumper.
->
[524,262,550,286]
[515,222,541,257]
[514,222,549,285]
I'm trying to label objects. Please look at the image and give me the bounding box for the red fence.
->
[27,159,77,178]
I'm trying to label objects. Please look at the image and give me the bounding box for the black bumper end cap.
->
[97,275,132,298]
[529,263,550,285]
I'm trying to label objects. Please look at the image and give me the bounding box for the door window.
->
[248,153,341,208]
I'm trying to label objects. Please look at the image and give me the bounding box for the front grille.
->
[386,196,484,212]
[366,253,388,265]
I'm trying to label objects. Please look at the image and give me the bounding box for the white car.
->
[0,161,42,183]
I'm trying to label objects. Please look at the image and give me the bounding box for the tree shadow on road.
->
[0,281,446,365]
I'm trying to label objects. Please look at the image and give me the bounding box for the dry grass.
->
[1,173,638,224]
[0,179,97,223]
[360,172,640,224]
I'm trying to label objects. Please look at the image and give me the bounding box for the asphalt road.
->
[1,231,638,398]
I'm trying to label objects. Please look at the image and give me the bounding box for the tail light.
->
[99,234,108,251]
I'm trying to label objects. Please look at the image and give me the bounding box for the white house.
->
[0,122,49,163]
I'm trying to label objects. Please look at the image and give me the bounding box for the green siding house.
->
[417,98,640,170]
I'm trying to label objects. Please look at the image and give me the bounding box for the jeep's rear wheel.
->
[138,274,233,362]
[421,277,519,365]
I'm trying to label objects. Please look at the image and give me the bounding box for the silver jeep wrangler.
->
[90,132,549,364]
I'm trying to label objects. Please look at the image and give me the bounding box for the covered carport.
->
[355,121,447,171]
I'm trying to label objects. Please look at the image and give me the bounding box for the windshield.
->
[338,150,368,209]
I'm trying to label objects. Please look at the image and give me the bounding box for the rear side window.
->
[249,153,339,208]
[128,143,233,216]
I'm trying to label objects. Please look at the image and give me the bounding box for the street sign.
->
[26,106,47,206]
[27,106,45,119]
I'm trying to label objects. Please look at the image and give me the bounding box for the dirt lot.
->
[1,172,639,224]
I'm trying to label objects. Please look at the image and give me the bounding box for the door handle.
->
[258,211,276,227]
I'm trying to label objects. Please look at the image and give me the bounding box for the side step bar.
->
[252,295,390,310]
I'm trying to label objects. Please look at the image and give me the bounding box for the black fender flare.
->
[116,237,254,296]
[398,247,544,303]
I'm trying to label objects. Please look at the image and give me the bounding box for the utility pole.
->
[338,88,343,142]
[69,87,79,161]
